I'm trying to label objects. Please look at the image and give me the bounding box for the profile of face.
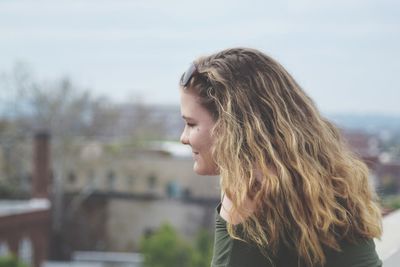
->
[179,88,218,176]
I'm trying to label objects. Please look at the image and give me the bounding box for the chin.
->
[194,168,212,176]
[193,162,218,176]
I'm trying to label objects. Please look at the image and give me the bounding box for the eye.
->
[186,122,196,128]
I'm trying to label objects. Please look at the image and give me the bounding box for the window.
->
[107,170,116,191]
[147,173,158,190]
[68,171,76,184]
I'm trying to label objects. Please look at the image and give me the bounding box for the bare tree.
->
[0,64,120,194]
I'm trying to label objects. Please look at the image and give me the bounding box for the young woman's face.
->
[179,88,218,176]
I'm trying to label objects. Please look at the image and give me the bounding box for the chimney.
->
[32,131,51,198]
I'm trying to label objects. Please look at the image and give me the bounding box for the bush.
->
[191,229,213,267]
[140,223,193,267]
[0,255,28,267]
[140,223,213,267]
[381,195,400,210]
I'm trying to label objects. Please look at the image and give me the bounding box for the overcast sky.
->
[0,0,399,115]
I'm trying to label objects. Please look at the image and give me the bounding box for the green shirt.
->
[211,203,382,267]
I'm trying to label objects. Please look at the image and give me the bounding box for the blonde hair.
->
[185,48,382,266]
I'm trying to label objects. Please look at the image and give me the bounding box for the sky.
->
[0,0,399,115]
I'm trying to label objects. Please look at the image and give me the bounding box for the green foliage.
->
[140,223,214,267]
[379,175,399,196]
[140,223,193,267]
[382,195,400,210]
[0,255,28,267]
[0,182,28,199]
[191,229,214,267]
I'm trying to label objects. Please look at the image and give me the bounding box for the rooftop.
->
[0,199,51,216]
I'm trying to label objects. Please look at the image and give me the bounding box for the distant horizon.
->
[1,67,399,118]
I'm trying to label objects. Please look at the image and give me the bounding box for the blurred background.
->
[0,0,399,266]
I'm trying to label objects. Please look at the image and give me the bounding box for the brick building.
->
[0,132,51,267]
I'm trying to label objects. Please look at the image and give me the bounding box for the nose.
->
[180,127,189,145]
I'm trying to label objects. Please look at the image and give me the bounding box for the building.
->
[0,132,52,267]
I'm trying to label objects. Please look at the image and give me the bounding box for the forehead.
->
[179,88,213,121]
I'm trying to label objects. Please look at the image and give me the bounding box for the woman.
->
[179,48,382,267]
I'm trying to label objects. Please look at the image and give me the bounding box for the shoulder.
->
[213,201,274,267]
[324,238,382,267]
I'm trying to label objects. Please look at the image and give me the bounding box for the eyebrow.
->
[181,115,195,120]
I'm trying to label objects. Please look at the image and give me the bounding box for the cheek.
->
[197,133,214,152]
[190,128,202,145]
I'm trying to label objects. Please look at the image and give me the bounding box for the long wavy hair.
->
[183,47,382,266]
